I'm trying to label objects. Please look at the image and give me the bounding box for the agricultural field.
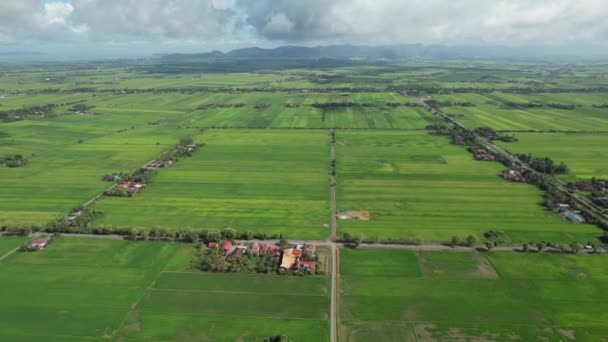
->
[496,133,608,181]
[431,92,608,132]
[339,248,608,341]
[0,237,330,341]
[0,112,196,226]
[336,130,600,243]
[92,129,331,239]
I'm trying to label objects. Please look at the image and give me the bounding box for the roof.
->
[31,240,47,246]
[301,261,317,270]
[222,241,233,250]
[251,243,260,251]
[208,242,218,248]
[292,249,303,257]
[228,248,245,260]
[566,212,585,223]
[280,248,297,269]
[260,244,270,252]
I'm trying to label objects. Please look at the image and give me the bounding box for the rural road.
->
[330,244,338,342]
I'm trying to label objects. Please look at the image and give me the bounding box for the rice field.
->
[92,129,331,239]
[495,132,608,181]
[0,237,329,341]
[431,92,608,132]
[336,130,600,243]
[339,248,608,341]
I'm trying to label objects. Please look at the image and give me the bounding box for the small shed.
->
[208,242,218,248]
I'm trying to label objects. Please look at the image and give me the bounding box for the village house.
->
[475,153,496,161]
[503,170,526,182]
[29,240,48,251]
[67,211,82,222]
[208,242,218,248]
[280,248,298,270]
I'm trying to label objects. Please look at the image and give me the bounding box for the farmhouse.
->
[29,240,48,250]
[475,153,496,161]
[503,170,526,182]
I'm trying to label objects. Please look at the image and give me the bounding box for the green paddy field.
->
[92,129,331,239]
[0,237,330,342]
[336,130,600,243]
[340,248,608,341]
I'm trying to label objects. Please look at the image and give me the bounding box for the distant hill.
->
[161,44,608,62]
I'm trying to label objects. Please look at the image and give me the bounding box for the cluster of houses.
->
[146,159,174,169]
[474,148,496,161]
[117,181,146,194]
[555,204,586,224]
[208,241,317,273]
[503,170,527,182]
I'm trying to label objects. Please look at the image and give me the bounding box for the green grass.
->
[336,130,601,243]
[0,237,330,341]
[495,132,608,181]
[339,248,608,341]
[93,129,331,239]
[432,92,608,132]
[0,236,28,257]
[0,115,194,225]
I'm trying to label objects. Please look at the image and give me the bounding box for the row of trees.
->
[516,153,568,175]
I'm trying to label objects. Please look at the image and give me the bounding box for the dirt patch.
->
[121,305,141,333]
[470,252,500,279]
[414,324,437,342]
[337,210,370,221]
[558,329,576,341]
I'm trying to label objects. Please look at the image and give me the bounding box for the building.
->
[280,248,298,270]
[300,261,317,272]
[503,170,526,182]
[222,241,233,251]
[564,211,585,224]
[208,242,218,248]
[29,240,48,250]
[227,247,246,261]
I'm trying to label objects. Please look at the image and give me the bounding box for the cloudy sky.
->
[1,0,607,57]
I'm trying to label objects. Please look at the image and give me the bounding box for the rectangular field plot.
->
[0,115,193,226]
[431,92,608,132]
[496,132,608,181]
[183,91,437,129]
[92,129,331,239]
[117,272,330,341]
[0,237,181,341]
[336,130,600,243]
[339,248,608,341]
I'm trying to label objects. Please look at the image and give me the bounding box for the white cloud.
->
[0,0,607,48]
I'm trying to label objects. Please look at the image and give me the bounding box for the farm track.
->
[400,91,608,228]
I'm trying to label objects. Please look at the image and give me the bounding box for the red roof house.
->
[208,242,218,248]
[250,243,260,254]
[118,181,130,188]
[30,240,48,250]
[222,241,233,251]
[300,261,317,271]
[260,244,270,253]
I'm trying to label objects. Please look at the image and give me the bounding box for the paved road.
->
[330,244,338,342]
